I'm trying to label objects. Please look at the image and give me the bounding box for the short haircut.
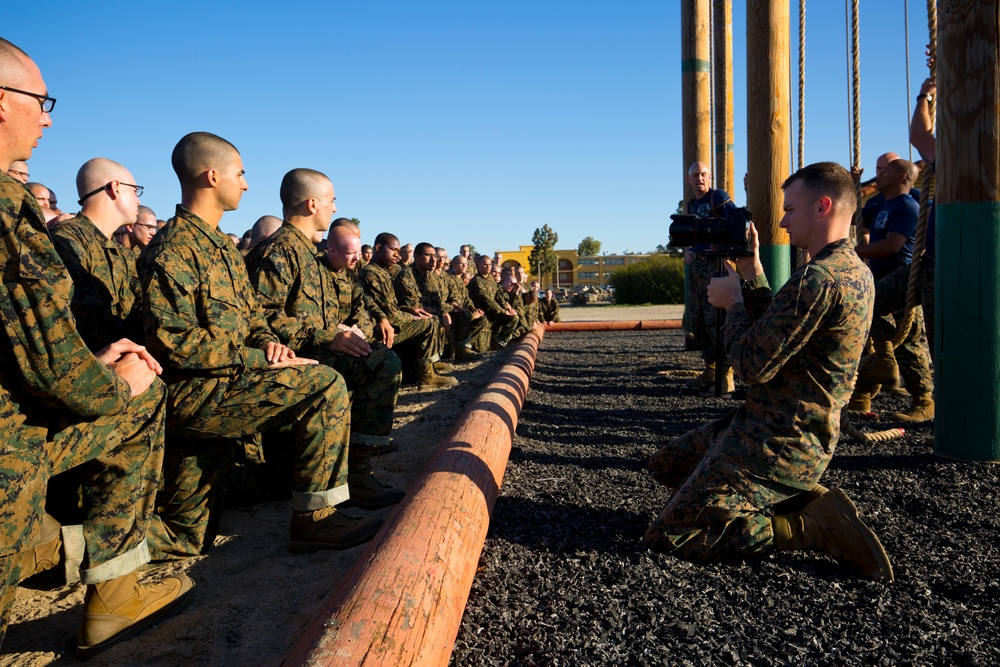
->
[250,215,283,247]
[373,232,398,248]
[889,158,919,184]
[781,162,856,212]
[171,132,240,184]
[76,157,128,196]
[330,217,360,237]
[0,38,31,87]
[279,168,330,209]
[500,267,515,279]
[137,205,156,220]
[26,181,47,194]
[414,242,434,256]
[361,244,372,252]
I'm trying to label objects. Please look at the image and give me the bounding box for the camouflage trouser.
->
[1,381,167,642]
[392,316,444,362]
[472,311,519,352]
[868,264,934,397]
[147,364,350,561]
[687,255,722,362]
[448,309,489,356]
[644,410,828,564]
[317,343,402,445]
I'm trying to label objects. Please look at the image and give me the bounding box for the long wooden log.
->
[283,326,543,667]
[544,320,682,332]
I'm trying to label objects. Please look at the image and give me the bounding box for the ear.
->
[307,197,319,215]
[206,168,219,187]
[816,196,834,217]
[0,89,8,122]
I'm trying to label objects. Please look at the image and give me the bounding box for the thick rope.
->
[841,412,906,443]
[889,0,937,347]
[904,0,913,162]
[850,0,861,171]
[656,369,702,378]
[798,0,806,171]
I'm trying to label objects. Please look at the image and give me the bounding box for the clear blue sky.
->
[7,1,932,255]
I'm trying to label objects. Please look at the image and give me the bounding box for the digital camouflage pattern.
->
[467,273,519,348]
[504,289,532,340]
[0,173,162,637]
[646,239,874,562]
[445,271,490,352]
[686,255,722,362]
[395,265,486,356]
[51,213,145,350]
[361,261,443,361]
[245,225,401,442]
[539,295,560,323]
[138,206,351,560]
[866,263,933,397]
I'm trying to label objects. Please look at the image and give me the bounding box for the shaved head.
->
[0,38,31,87]
[279,168,331,209]
[326,224,362,272]
[330,217,360,238]
[171,131,240,185]
[250,215,283,247]
[76,157,131,196]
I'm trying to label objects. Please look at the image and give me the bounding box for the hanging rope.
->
[847,0,864,242]
[798,0,806,171]
[904,0,913,162]
[890,0,937,346]
[844,1,854,166]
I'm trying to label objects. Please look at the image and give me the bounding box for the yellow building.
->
[496,245,650,289]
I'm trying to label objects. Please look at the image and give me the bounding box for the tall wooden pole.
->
[934,0,1000,462]
[714,0,735,198]
[682,0,713,199]
[745,0,791,291]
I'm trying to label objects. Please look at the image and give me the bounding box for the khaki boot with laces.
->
[418,360,458,388]
[772,487,893,582]
[289,506,383,553]
[76,571,195,660]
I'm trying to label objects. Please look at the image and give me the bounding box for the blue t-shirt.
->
[685,189,736,252]
[868,194,919,280]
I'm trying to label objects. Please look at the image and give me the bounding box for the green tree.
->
[529,225,558,283]
[349,217,361,226]
[577,236,602,257]
[466,244,477,258]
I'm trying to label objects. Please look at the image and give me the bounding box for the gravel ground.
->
[452,329,1000,667]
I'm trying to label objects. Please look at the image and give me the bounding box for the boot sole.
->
[76,584,196,661]
[827,488,894,583]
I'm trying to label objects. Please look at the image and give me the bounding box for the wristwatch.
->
[917,93,933,103]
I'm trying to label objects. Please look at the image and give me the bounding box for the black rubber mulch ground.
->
[451,330,1000,667]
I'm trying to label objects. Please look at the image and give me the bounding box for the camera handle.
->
[713,256,727,397]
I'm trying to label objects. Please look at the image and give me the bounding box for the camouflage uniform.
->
[538,295,560,323]
[246,225,401,446]
[360,261,443,362]
[447,271,491,351]
[522,291,540,329]
[504,289,532,340]
[646,239,873,563]
[0,174,163,641]
[395,265,486,357]
[51,213,145,350]
[866,264,934,397]
[467,273,519,350]
[685,189,737,362]
[138,206,351,560]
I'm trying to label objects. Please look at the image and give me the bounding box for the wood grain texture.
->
[283,327,544,666]
[683,0,713,200]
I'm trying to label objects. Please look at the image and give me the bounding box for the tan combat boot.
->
[348,444,406,510]
[418,360,458,388]
[772,487,893,582]
[18,513,62,583]
[433,361,455,373]
[455,345,481,362]
[688,361,716,390]
[891,395,934,422]
[289,507,383,553]
[76,571,195,660]
[846,382,880,413]
[859,341,900,387]
[771,484,829,515]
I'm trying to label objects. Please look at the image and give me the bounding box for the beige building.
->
[496,245,650,289]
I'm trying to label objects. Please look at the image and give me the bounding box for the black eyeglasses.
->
[78,182,143,205]
[0,86,56,113]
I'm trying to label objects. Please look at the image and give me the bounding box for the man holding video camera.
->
[646,162,894,583]
[683,161,738,392]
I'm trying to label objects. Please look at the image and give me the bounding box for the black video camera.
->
[668,207,754,258]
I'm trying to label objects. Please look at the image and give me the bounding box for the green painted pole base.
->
[758,243,790,295]
[935,201,1000,462]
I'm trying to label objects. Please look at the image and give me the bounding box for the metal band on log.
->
[284,325,544,667]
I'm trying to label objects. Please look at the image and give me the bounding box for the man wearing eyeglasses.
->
[0,38,194,657]
[124,205,158,252]
[7,160,28,183]
[51,158,146,351]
